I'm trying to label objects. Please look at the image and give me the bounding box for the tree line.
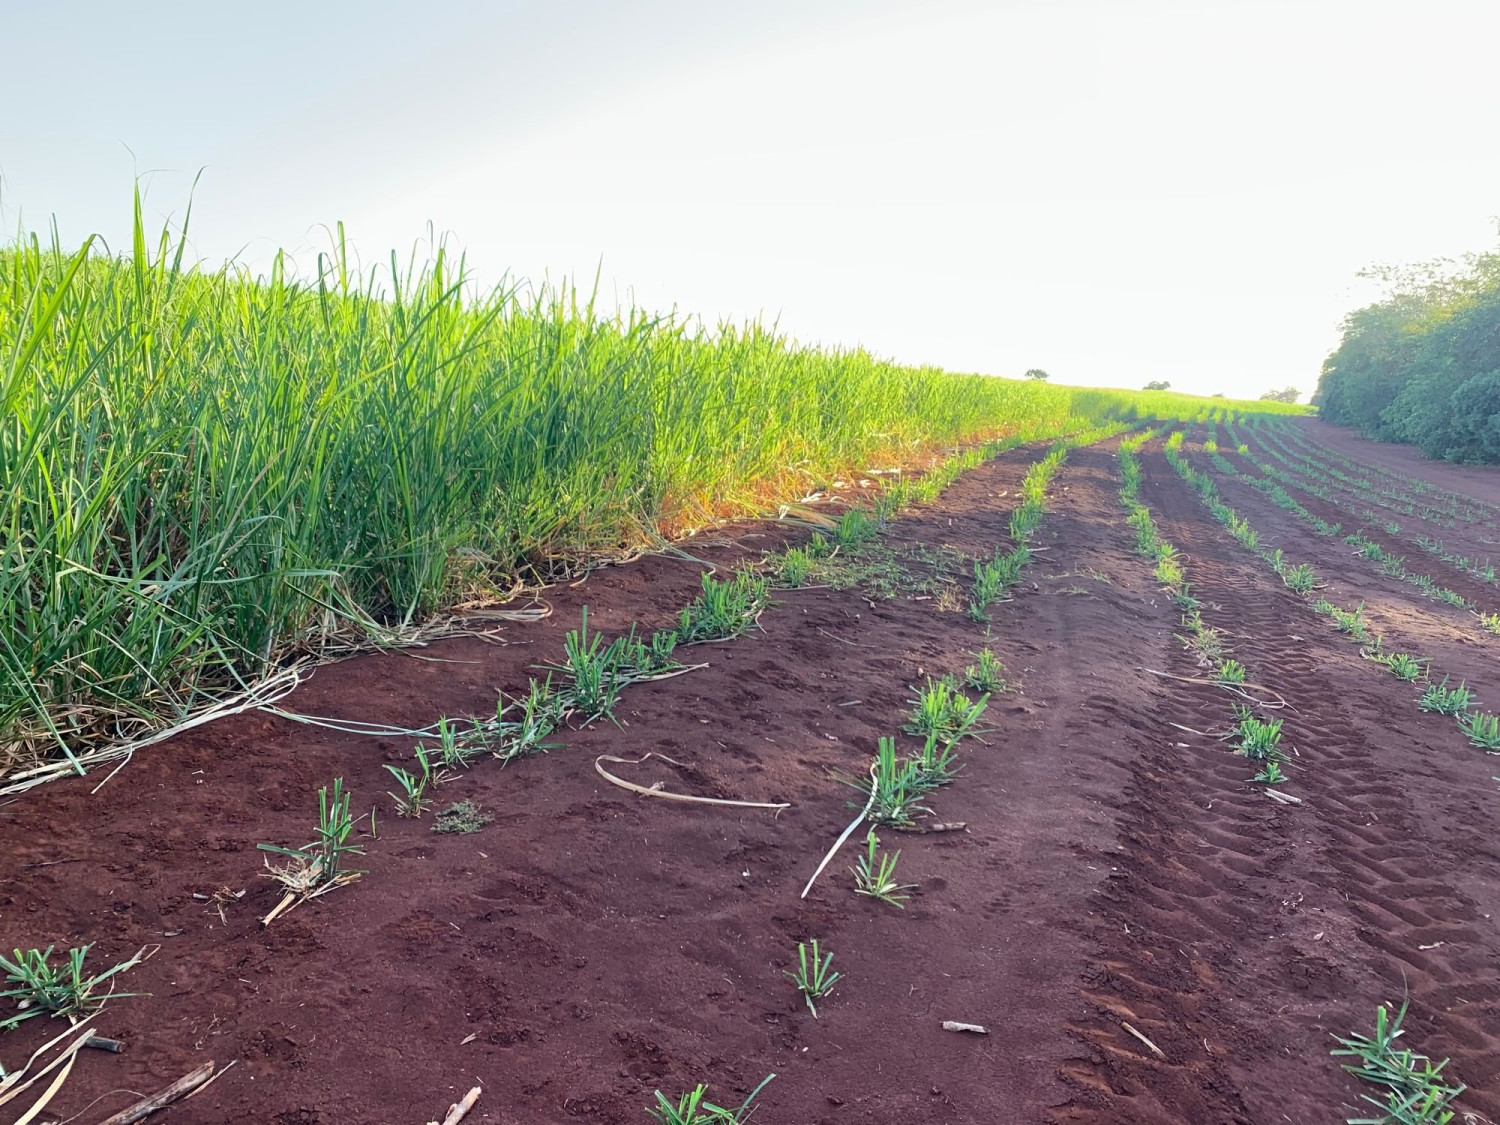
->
[1316,237,1500,462]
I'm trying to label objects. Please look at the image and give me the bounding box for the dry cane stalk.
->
[98,1061,216,1125]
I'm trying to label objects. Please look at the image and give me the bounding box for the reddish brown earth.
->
[1054,439,1500,1125]
[1223,446,1500,624]
[1188,432,1500,702]
[1251,423,1500,568]
[1295,417,1500,502]
[4,433,1500,1125]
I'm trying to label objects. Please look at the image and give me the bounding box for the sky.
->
[3,0,1499,401]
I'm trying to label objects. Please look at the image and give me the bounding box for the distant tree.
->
[1211,393,1226,398]
[1143,380,1172,391]
[1316,239,1500,461]
[1259,386,1301,403]
[1024,368,1049,381]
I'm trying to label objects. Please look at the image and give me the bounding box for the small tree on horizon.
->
[1143,380,1171,391]
[1259,386,1301,403]
[1024,368,1050,381]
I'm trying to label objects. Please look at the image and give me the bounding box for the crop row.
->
[1239,423,1500,592]
[1264,421,1500,528]
[1250,422,1493,543]
[1120,433,1290,784]
[1163,437,1500,753]
[1201,437,1498,638]
[4,423,1089,1119]
[1264,424,1500,582]
[1141,434,1470,1122]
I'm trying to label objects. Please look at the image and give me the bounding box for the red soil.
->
[4,435,1499,1124]
[1296,417,1500,501]
[1266,423,1500,567]
[1202,434,1500,703]
[1056,442,1500,1125]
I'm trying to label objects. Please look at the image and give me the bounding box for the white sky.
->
[3,0,1498,399]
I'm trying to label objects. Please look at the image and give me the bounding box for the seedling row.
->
[1163,436,1499,758]
[1213,429,1499,632]
[1136,432,1477,1121]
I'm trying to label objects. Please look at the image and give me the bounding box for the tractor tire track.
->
[1054,441,1500,1124]
[1188,438,1500,703]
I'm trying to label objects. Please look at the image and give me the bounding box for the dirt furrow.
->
[0,441,1134,1125]
[1244,424,1500,588]
[1131,443,1500,1121]
[1289,419,1500,517]
[1232,430,1500,612]
[1055,444,1364,1124]
[1184,440,1500,705]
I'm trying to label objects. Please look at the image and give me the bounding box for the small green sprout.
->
[0,945,145,1031]
[1419,677,1474,716]
[1213,659,1247,685]
[785,940,841,1018]
[1331,999,1464,1124]
[647,1074,775,1125]
[851,829,914,908]
[384,745,435,818]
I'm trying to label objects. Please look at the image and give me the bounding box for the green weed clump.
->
[677,572,769,643]
[1232,706,1283,761]
[1252,759,1286,785]
[1329,602,1371,641]
[1155,553,1185,587]
[769,546,815,588]
[1380,653,1425,682]
[612,628,682,679]
[843,736,931,827]
[834,509,878,548]
[556,608,629,722]
[257,778,366,914]
[904,678,989,747]
[1213,659,1247,685]
[963,649,1009,693]
[0,944,144,1031]
[1178,614,1226,660]
[912,730,962,790]
[968,547,1029,620]
[1419,678,1474,716]
[499,677,566,760]
[785,940,841,1018]
[385,746,437,818]
[1331,999,1464,1125]
[432,800,492,834]
[1282,563,1319,594]
[648,1075,775,1125]
[1459,711,1500,751]
[851,829,914,908]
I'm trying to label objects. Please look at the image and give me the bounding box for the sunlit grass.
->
[0,196,1303,778]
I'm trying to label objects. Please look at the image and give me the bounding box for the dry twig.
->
[1122,1021,1166,1059]
[593,754,789,810]
[97,1061,215,1125]
[427,1085,482,1125]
